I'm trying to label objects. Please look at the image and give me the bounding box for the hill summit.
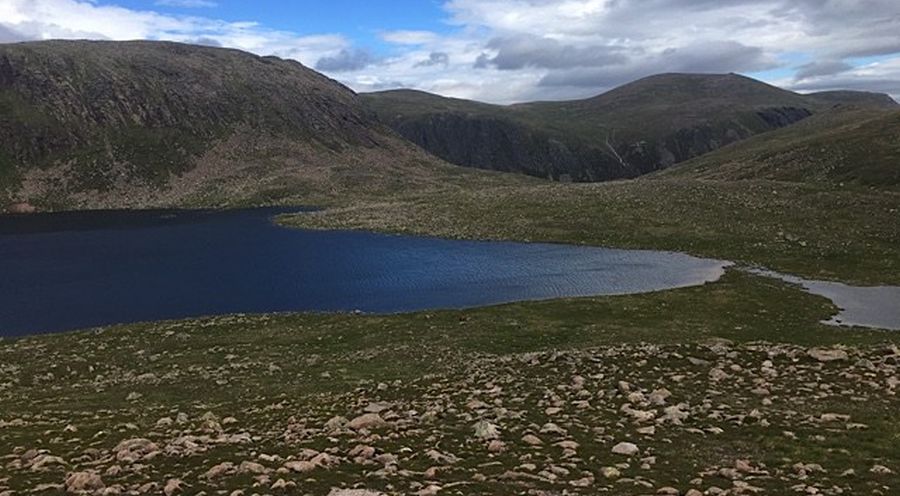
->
[0,40,457,210]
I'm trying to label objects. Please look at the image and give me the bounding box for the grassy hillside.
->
[363,74,897,181]
[807,90,900,108]
[659,109,900,189]
[0,40,509,211]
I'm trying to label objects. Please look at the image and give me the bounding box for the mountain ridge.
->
[0,40,478,211]
[659,107,900,188]
[363,73,896,181]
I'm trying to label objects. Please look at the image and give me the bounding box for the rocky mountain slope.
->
[363,74,897,181]
[661,108,900,189]
[0,40,475,211]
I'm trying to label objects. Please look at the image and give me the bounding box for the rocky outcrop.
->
[389,113,615,181]
[384,106,814,181]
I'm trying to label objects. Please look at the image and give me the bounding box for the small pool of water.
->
[749,269,900,331]
[0,207,730,336]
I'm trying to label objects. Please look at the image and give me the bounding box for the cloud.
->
[474,34,627,70]
[315,48,377,72]
[788,56,900,99]
[381,30,438,45]
[191,36,222,47]
[0,0,349,68]
[1,0,899,103]
[154,0,217,8]
[415,52,450,67]
[0,23,32,43]
[426,0,900,101]
[538,41,775,89]
[794,60,852,81]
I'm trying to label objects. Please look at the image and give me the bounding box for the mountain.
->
[363,73,897,181]
[658,107,900,189]
[806,90,899,109]
[0,40,471,212]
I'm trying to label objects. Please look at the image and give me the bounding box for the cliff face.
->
[386,106,815,181]
[364,74,896,182]
[0,40,450,210]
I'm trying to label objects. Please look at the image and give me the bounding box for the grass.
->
[663,109,900,189]
[281,178,900,285]
[2,271,899,494]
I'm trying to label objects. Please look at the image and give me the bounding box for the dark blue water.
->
[0,208,728,336]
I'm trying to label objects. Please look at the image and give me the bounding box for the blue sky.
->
[109,0,451,53]
[2,0,899,103]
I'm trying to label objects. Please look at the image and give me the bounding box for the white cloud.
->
[379,30,438,45]
[155,0,218,8]
[787,56,900,99]
[1,0,898,102]
[0,0,348,68]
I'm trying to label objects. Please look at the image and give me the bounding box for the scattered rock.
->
[203,462,235,479]
[612,442,640,456]
[473,420,500,440]
[348,413,389,430]
[600,466,621,479]
[327,490,385,496]
[808,348,849,362]
[238,461,268,474]
[113,438,159,463]
[284,461,317,473]
[65,471,104,493]
[522,434,543,446]
[163,479,183,496]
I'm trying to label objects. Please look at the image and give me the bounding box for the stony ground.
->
[1,272,898,495]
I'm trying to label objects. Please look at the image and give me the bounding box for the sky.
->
[1,0,899,104]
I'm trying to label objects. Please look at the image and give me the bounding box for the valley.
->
[0,39,898,496]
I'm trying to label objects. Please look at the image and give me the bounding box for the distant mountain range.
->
[363,73,897,182]
[0,40,896,211]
